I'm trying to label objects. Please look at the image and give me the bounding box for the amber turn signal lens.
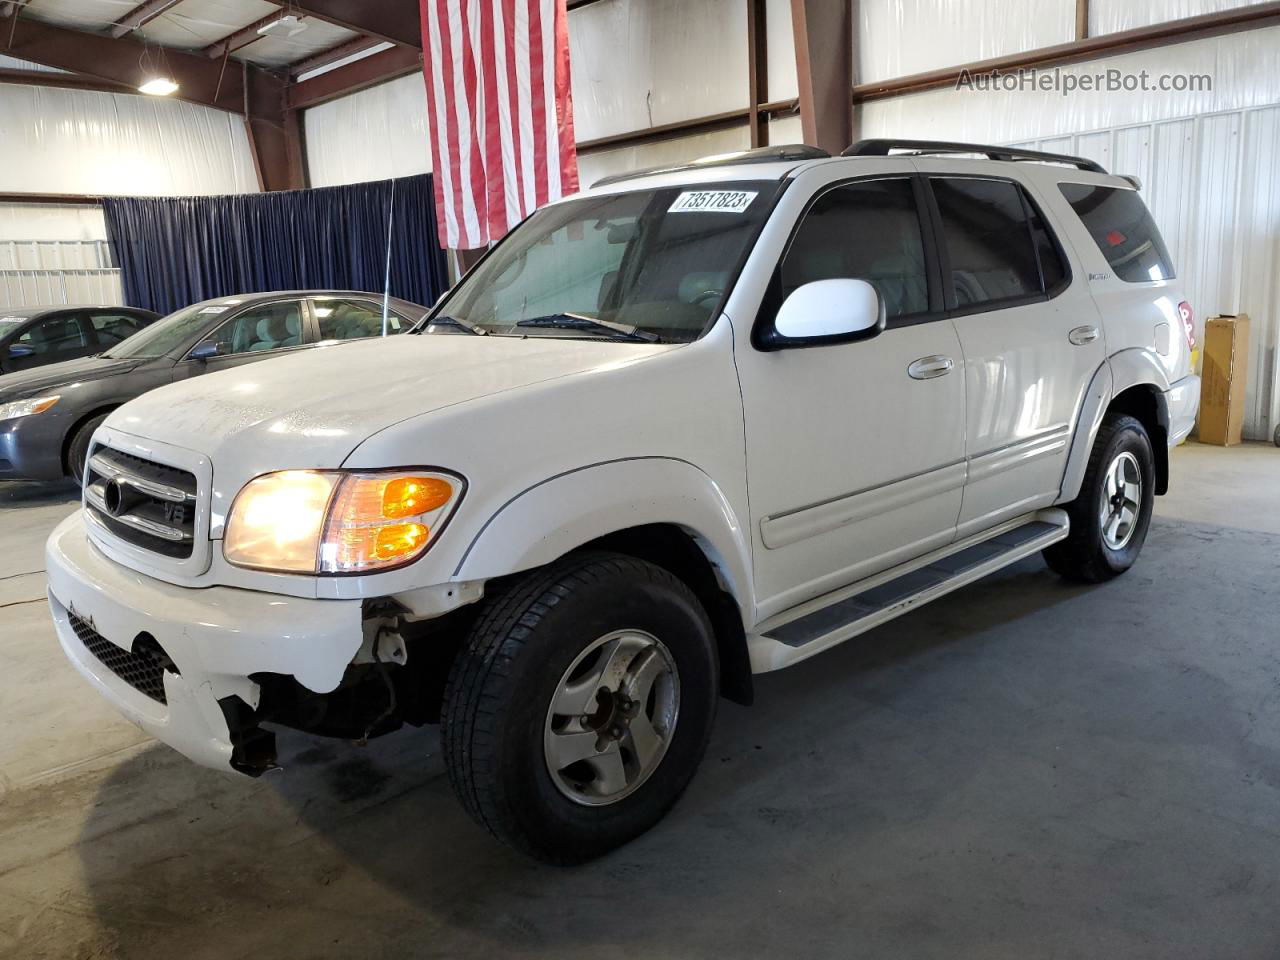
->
[382,477,452,519]
[375,522,429,560]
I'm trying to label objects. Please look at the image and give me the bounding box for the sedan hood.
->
[106,334,676,470]
[0,355,143,399]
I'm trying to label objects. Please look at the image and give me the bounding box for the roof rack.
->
[592,144,830,188]
[843,139,1107,174]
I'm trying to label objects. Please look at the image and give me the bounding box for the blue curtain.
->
[102,175,449,317]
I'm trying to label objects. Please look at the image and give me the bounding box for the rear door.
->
[916,164,1105,537]
[309,296,410,342]
[86,310,153,351]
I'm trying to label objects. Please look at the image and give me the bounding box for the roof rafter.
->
[285,43,419,110]
[109,0,184,39]
[0,12,279,116]
[201,9,293,60]
[289,35,385,78]
[288,0,420,49]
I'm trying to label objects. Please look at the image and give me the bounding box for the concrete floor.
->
[1,442,1278,959]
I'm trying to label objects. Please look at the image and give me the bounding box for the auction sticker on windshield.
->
[668,190,758,214]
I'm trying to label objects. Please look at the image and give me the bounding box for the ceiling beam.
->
[289,35,385,78]
[0,66,135,94]
[285,43,420,110]
[288,0,421,48]
[201,10,293,59]
[109,0,184,39]
[1,13,273,113]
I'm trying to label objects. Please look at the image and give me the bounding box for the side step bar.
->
[748,510,1070,673]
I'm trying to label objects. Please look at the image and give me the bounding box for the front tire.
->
[1043,413,1155,582]
[441,552,718,863]
[66,414,107,486]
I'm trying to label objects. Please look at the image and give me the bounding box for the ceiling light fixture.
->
[257,14,307,38]
[138,76,179,96]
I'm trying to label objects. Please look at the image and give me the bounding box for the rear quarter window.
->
[1059,182,1175,283]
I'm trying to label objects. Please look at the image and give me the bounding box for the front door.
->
[171,299,312,381]
[917,167,1106,537]
[5,311,95,372]
[735,169,967,618]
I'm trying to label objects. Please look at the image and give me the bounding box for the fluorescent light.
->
[138,77,179,96]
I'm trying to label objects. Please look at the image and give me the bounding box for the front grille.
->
[67,611,176,705]
[84,446,198,559]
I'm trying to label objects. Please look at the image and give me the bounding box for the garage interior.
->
[2,0,1280,957]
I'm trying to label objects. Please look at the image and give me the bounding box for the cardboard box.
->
[1199,314,1250,446]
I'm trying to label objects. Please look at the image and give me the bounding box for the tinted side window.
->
[780,178,929,320]
[89,312,148,346]
[932,178,1043,308]
[17,314,88,355]
[1059,182,1175,282]
[203,302,303,357]
[313,299,405,340]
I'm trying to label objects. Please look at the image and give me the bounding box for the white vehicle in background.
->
[46,139,1198,863]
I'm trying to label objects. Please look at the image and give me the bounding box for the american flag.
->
[420,0,580,249]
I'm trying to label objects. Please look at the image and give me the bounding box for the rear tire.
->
[1043,413,1155,583]
[441,552,718,864]
[66,414,107,487]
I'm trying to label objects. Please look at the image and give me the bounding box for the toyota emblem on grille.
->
[103,478,127,516]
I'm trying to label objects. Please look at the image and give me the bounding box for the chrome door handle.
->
[908,355,954,380]
[1069,325,1100,345]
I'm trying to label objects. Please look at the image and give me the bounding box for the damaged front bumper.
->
[46,511,370,776]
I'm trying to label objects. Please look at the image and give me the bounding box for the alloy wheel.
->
[543,629,680,806]
[1099,450,1143,550]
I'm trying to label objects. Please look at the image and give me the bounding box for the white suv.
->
[46,139,1199,863]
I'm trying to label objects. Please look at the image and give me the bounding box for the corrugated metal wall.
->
[1016,104,1280,441]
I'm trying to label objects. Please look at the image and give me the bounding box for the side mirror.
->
[761,278,886,350]
[188,340,220,361]
[7,344,35,359]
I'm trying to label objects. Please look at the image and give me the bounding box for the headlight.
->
[224,469,464,574]
[0,395,59,421]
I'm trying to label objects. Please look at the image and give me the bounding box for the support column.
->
[747,0,769,148]
[789,0,852,155]
[245,109,308,192]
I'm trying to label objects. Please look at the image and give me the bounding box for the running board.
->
[748,510,1069,673]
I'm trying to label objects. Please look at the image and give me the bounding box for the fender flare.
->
[453,457,755,622]
[1059,349,1170,503]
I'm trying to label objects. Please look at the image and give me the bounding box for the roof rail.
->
[592,143,830,188]
[843,139,1107,174]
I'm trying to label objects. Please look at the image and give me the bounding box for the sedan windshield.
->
[103,303,215,359]
[425,180,780,343]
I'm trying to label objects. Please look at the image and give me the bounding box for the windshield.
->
[426,180,779,343]
[103,303,215,359]
[0,317,27,337]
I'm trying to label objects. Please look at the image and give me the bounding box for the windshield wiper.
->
[419,315,487,335]
[514,312,659,342]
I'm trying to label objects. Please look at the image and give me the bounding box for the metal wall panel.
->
[569,0,749,142]
[0,269,124,309]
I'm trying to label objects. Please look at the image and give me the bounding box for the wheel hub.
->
[543,630,680,806]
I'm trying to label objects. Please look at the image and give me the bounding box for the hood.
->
[0,355,144,399]
[106,334,676,469]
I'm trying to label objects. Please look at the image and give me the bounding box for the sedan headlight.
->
[224,469,464,574]
[0,395,60,422]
